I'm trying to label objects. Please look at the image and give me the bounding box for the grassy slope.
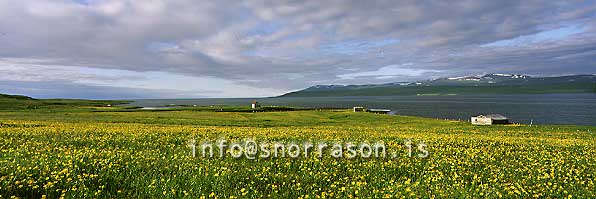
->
[0,94,129,111]
[281,82,596,97]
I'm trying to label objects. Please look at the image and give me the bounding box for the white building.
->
[471,114,509,125]
[251,100,260,109]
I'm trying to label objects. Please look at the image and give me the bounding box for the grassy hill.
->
[0,93,129,110]
[280,74,596,97]
[0,93,36,100]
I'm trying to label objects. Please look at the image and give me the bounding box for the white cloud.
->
[0,58,284,98]
[338,64,441,80]
[0,0,595,98]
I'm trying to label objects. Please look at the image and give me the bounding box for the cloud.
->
[338,63,441,80]
[0,58,285,98]
[0,0,595,98]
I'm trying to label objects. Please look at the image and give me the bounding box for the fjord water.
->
[128,94,596,126]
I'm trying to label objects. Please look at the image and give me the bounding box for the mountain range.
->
[279,74,596,97]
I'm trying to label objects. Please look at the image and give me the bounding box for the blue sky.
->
[0,0,595,99]
[481,25,588,47]
[321,39,399,55]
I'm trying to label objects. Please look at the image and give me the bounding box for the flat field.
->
[0,105,595,198]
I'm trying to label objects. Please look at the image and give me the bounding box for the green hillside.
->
[0,93,129,110]
[280,74,596,97]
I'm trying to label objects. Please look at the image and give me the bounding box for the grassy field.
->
[0,102,595,198]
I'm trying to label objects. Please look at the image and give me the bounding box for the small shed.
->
[353,106,365,112]
[251,100,261,109]
[471,114,509,125]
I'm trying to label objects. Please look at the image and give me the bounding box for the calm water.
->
[127,94,596,126]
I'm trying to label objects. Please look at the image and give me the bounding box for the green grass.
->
[0,94,129,111]
[0,107,413,127]
[0,98,595,198]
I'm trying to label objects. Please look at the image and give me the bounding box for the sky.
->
[0,0,595,99]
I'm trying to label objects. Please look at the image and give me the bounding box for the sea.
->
[125,94,596,126]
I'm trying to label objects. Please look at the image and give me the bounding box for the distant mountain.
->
[279,74,596,97]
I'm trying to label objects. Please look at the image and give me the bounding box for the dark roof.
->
[473,114,508,120]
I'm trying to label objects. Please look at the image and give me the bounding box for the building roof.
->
[473,114,508,120]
